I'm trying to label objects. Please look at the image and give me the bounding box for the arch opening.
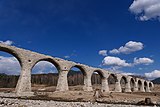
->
[108,74,117,91]
[149,82,153,91]
[138,80,142,91]
[0,47,22,66]
[67,65,86,91]
[144,81,147,92]
[91,70,104,90]
[130,78,135,92]
[0,51,21,92]
[120,76,127,92]
[31,60,59,92]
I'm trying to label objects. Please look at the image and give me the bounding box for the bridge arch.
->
[149,82,153,88]
[67,65,87,91]
[120,76,128,92]
[0,46,22,66]
[30,58,61,92]
[137,80,142,91]
[130,78,135,92]
[149,82,154,91]
[91,69,105,90]
[0,51,21,92]
[108,73,118,91]
[31,58,61,71]
[68,65,87,76]
[144,81,148,92]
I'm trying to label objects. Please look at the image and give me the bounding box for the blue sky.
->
[0,0,160,79]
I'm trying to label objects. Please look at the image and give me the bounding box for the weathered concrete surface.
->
[0,43,154,96]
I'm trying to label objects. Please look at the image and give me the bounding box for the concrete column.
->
[83,73,93,91]
[140,81,145,92]
[101,78,109,92]
[16,64,33,96]
[115,81,121,92]
[125,81,131,92]
[114,75,122,92]
[151,82,154,89]
[146,82,151,92]
[134,81,138,92]
[56,70,69,91]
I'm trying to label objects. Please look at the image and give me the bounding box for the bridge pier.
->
[101,78,109,92]
[125,82,131,92]
[115,75,122,92]
[146,82,151,92]
[115,81,121,92]
[83,73,93,91]
[56,70,69,91]
[134,81,138,92]
[16,64,33,96]
[140,80,145,92]
[125,77,131,92]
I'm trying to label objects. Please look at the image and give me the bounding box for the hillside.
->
[152,77,160,84]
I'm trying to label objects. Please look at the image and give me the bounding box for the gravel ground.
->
[0,98,158,107]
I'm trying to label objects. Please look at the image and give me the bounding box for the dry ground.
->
[0,84,160,105]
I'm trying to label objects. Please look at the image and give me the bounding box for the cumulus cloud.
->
[145,70,160,79]
[129,0,160,21]
[134,57,154,65]
[0,56,57,75]
[0,56,20,75]
[99,50,107,56]
[102,56,153,70]
[102,56,131,67]
[0,40,13,45]
[109,41,144,54]
[121,72,136,76]
[32,61,58,74]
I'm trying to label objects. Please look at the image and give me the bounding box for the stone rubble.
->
[0,98,159,107]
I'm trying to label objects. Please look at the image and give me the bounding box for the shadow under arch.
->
[108,73,118,91]
[0,51,21,92]
[67,65,87,91]
[138,80,142,91]
[130,78,135,92]
[144,81,147,92]
[149,82,153,91]
[31,58,61,92]
[120,76,127,92]
[91,70,105,90]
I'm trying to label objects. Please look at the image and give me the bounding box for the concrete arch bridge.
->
[0,44,154,96]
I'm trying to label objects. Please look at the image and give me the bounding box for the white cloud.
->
[32,61,58,74]
[0,56,20,75]
[99,50,107,56]
[121,72,136,76]
[64,55,70,59]
[0,56,57,75]
[102,56,131,67]
[0,40,13,45]
[134,57,154,65]
[129,0,160,21]
[105,67,137,76]
[109,41,144,54]
[109,49,119,54]
[145,70,160,79]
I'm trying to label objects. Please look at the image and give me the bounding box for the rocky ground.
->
[0,84,160,107]
[0,97,158,107]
